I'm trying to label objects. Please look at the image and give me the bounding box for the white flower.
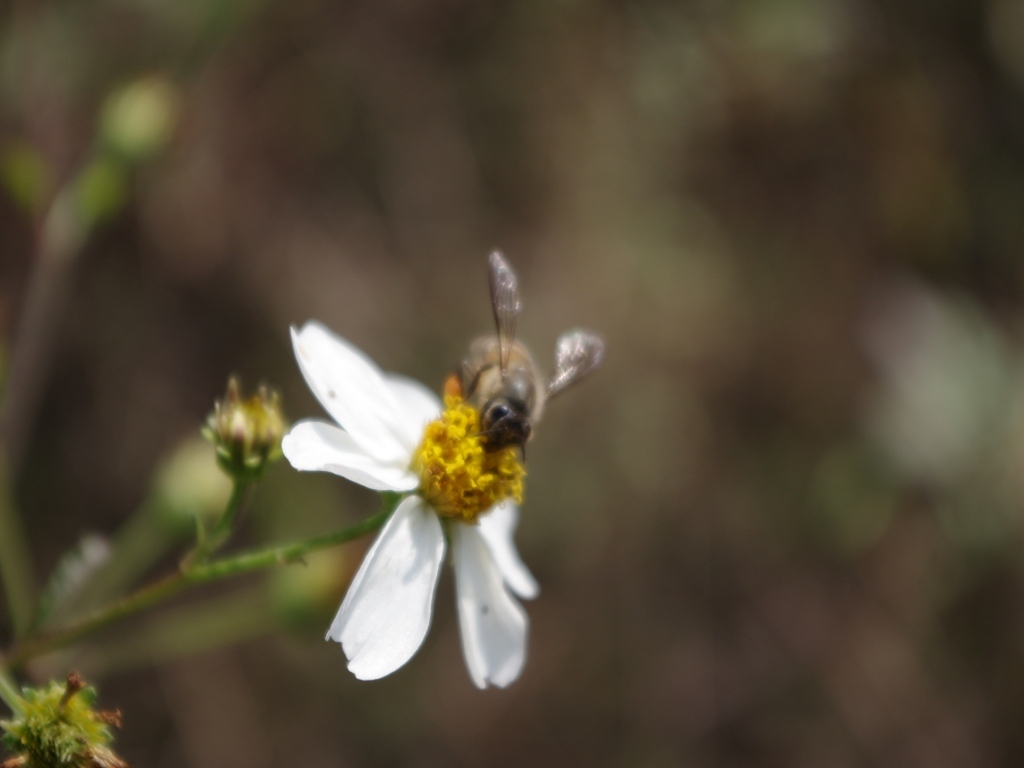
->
[281,321,539,688]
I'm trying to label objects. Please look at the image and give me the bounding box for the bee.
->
[457,251,605,453]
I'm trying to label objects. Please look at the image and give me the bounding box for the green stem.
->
[61,498,188,624]
[0,456,36,638]
[211,479,248,544]
[0,665,23,716]
[181,478,248,568]
[73,586,275,678]
[5,504,394,668]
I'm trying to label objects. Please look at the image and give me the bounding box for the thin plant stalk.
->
[180,478,248,569]
[70,586,276,678]
[5,503,394,669]
[61,499,189,624]
[0,192,85,476]
[0,186,96,639]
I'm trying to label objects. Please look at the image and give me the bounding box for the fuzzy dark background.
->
[4,0,1024,766]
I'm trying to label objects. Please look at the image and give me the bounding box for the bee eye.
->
[489,404,511,422]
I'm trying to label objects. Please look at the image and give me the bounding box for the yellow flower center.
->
[412,395,525,522]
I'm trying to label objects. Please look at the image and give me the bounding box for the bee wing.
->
[488,250,521,375]
[547,330,604,398]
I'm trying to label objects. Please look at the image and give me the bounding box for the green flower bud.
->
[152,436,233,530]
[100,77,179,162]
[1,673,128,768]
[203,377,285,481]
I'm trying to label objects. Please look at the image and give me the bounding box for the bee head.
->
[481,397,532,452]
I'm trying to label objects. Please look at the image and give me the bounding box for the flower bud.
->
[100,76,179,161]
[1,672,128,768]
[203,377,285,480]
[152,436,233,530]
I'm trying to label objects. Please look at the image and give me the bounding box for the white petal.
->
[282,420,419,492]
[327,496,445,680]
[291,322,412,464]
[477,502,539,600]
[452,522,529,689]
[385,374,442,452]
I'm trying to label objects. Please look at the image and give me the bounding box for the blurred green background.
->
[4,0,1024,765]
